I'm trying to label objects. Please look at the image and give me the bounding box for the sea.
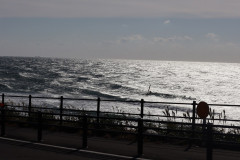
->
[1,56,240,120]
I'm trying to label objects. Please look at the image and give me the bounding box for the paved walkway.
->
[1,125,240,160]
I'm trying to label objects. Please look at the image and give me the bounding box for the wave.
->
[17,73,46,84]
[145,92,195,100]
[81,89,130,101]
[19,72,38,78]
[0,83,13,91]
[77,77,90,82]
[109,84,122,90]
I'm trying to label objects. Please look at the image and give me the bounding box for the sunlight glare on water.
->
[1,57,240,119]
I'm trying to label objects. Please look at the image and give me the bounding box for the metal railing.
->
[1,93,240,159]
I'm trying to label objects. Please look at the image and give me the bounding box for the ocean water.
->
[1,56,240,119]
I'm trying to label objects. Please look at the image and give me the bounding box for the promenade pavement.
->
[1,125,240,160]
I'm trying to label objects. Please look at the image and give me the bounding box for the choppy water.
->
[1,56,240,119]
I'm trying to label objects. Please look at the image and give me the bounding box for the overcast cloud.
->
[1,0,240,18]
[1,0,240,62]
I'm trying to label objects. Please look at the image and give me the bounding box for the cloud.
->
[205,33,219,42]
[107,35,193,46]
[1,0,240,18]
[153,36,193,43]
[164,20,171,24]
[118,34,144,43]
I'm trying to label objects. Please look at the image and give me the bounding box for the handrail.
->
[4,93,240,107]
[1,102,240,159]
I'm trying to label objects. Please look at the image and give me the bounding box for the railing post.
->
[137,118,143,156]
[201,118,207,145]
[1,94,5,136]
[192,101,196,138]
[186,101,197,151]
[1,105,5,137]
[28,95,32,118]
[2,93,4,104]
[206,123,213,160]
[97,97,100,126]
[202,118,207,132]
[82,114,88,149]
[37,111,42,142]
[60,96,63,126]
[140,99,144,118]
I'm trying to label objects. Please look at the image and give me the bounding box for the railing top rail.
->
[3,93,240,107]
[208,103,240,107]
[4,95,60,100]
[143,101,192,105]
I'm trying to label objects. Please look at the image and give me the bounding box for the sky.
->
[1,0,240,62]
